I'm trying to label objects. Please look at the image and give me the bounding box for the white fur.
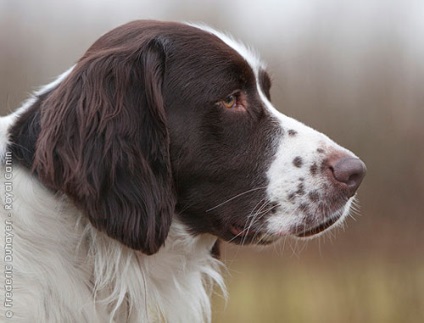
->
[0,153,224,322]
[190,23,265,74]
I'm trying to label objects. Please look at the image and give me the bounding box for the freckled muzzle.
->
[262,113,367,240]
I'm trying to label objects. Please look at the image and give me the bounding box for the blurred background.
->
[1,0,423,322]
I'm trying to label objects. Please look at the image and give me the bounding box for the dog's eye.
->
[222,95,237,109]
[219,92,246,112]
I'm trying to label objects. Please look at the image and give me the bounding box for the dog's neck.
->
[0,111,224,322]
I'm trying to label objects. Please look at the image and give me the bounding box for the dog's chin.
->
[290,205,350,240]
[226,204,351,245]
[292,213,343,238]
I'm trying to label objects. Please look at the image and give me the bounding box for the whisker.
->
[205,186,267,212]
[228,199,267,245]
[250,204,284,245]
[229,199,272,246]
[242,200,269,245]
[250,203,281,244]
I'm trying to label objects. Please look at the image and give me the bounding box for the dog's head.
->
[10,20,366,254]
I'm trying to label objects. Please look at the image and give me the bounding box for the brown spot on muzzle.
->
[308,191,320,202]
[293,157,303,168]
[310,163,318,176]
[288,129,297,136]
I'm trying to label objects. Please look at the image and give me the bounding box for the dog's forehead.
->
[188,23,266,75]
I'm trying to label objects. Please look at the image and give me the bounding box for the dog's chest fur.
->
[0,162,222,323]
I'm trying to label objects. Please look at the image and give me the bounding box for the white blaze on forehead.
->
[187,23,266,75]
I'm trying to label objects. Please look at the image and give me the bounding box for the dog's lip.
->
[293,214,342,238]
[230,223,257,238]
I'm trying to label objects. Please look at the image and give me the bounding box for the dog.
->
[0,20,366,322]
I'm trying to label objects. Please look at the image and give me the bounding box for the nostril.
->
[347,173,361,187]
[330,157,367,195]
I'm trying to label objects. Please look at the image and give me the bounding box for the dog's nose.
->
[330,157,366,197]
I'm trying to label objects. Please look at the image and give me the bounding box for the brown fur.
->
[33,23,175,254]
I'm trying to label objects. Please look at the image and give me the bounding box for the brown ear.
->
[34,39,174,255]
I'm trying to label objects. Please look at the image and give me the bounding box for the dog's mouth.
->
[228,206,346,243]
[230,224,257,238]
[293,214,342,238]
[229,215,342,243]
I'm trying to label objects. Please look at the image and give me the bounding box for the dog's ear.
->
[33,38,174,255]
